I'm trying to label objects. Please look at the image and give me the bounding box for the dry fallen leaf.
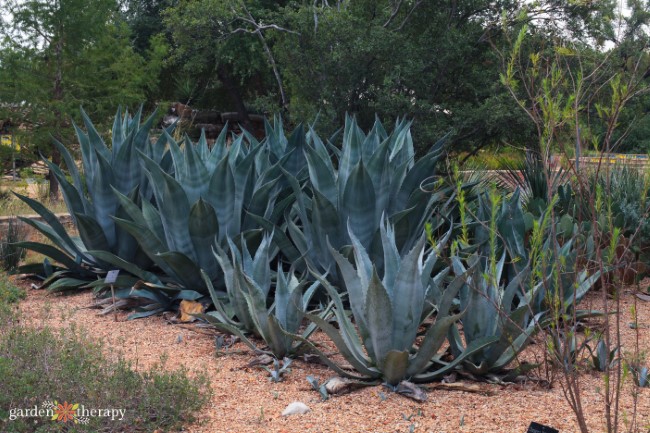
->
[247,354,274,367]
[178,300,205,322]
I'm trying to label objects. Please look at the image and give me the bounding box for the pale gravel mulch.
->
[15,278,650,433]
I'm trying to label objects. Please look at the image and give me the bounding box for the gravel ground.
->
[14,277,650,433]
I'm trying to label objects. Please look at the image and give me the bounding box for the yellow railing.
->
[573,154,649,168]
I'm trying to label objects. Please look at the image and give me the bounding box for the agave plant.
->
[14,107,171,290]
[446,189,601,376]
[296,221,496,386]
[532,236,602,322]
[198,234,323,359]
[448,252,544,376]
[589,338,619,372]
[272,116,451,285]
[258,115,310,180]
[110,127,285,292]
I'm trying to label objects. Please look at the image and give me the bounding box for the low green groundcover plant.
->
[0,275,26,304]
[0,282,211,433]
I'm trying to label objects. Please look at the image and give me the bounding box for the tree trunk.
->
[49,34,63,200]
[216,64,253,132]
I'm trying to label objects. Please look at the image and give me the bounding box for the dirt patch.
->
[15,278,650,433]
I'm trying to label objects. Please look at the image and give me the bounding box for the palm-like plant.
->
[497,150,567,216]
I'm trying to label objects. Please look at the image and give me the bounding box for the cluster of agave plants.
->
[15,107,603,392]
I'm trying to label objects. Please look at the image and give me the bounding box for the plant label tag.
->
[105,270,120,284]
[527,422,559,433]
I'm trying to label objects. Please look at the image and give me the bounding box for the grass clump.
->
[0,217,27,271]
[0,279,211,432]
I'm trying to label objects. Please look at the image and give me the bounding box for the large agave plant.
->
[297,221,496,385]
[198,234,323,359]
[273,116,451,285]
[111,128,283,292]
[258,115,310,180]
[15,107,171,290]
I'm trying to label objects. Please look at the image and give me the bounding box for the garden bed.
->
[16,278,650,433]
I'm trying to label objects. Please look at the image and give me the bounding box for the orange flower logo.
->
[52,401,79,423]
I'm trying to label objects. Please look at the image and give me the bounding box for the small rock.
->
[281,401,310,416]
[247,354,274,367]
[394,381,428,402]
[442,372,457,383]
[324,376,366,395]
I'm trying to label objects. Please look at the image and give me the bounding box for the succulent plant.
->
[630,364,649,387]
[589,338,619,372]
[449,252,544,376]
[198,234,323,359]
[296,220,496,385]
[447,188,601,376]
[15,107,171,290]
[272,116,451,286]
[110,128,284,292]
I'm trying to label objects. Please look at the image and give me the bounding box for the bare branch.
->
[228,24,298,36]
[396,0,423,31]
[231,1,293,108]
[383,0,404,28]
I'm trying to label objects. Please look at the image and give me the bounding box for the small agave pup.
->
[197,234,323,359]
[298,220,497,387]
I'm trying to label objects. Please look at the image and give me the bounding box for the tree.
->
[160,0,618,155]
[162,0,295,128]
[0,0,159,198]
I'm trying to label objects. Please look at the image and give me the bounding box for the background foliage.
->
[1,0,648,163]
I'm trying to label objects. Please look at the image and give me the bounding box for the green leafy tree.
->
[161,0,618,155]
[163,0,294,127]
[0,0,161,197]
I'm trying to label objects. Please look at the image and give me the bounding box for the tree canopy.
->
[1,0,649,166]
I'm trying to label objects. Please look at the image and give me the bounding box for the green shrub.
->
[459,148,525,170]
[0,275,26,304]
[0,323,211,432]
[0,276,24,327]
